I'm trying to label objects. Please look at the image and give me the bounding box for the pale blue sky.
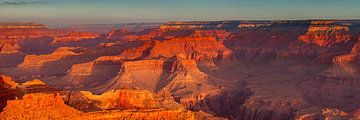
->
[0,0,358,26]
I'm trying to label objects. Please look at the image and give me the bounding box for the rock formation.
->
[0,40,21,54]
[0,93,83,119]
[64,88,159,110]
[2,20,360,120]
[0,76,195,119]
[105,29,139,41]
[53,31,101,43]
[0,91,195,120]
[0,75,22,112]
[17,47,80,73]
[299,20,351,47]
[20,79,59,93]
[147,31,233,65]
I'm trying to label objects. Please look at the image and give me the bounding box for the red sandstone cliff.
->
[299,20,351,47]
[53,31,101,43]
[0,76,195,119]
[2,20,360,120]
[0,75,22,112]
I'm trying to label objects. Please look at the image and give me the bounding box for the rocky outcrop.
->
[93,57,219,99]
[0,86,194,119]
[299,20,351,47]
[64,89,160,110]
[0,40,21,54]
[0,75,23,112]
[147,32,233,65]
[331,39,360,75]
[20,79,59,93]
[0,93,83,119]
[105,29,139,41]
[0,22,71,54]
[53,31,101,43]
[191,30,231,41]
[0,28,67,41]
[17,47,80,72]
[138,28,193,40]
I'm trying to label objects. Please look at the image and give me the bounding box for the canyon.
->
[1,20,360,120]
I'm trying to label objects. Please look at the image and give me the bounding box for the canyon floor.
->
[1,20,360,120]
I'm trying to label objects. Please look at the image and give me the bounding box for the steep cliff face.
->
[332,38,360,75]
[0,75,23,112]
[299,20,351,47]
[92,57,220,101]
[17,47,80,73]
[60,59,122,90]
[115,41,154,60]
[95,59,166,92]
[147,32,233,65]
[225,21,311,64]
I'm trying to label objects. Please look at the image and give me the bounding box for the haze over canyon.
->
[0,19,360,120]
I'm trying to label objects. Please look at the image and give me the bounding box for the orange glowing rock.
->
[298,20,351,46]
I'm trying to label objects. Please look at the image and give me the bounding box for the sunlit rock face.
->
[0,22,70,55]
[0,75,22,112]
[0,40,21,54]
[53,31,101,43]
[0,22,67,41]
[17,47,80,74]
[0,93,83,119]
[105,29,141,41]
[2,20,360,120]
[0,76,195,120]
[147,31,233,65]
[299,20,351,47]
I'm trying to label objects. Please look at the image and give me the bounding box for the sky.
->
[0,0,359,27]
